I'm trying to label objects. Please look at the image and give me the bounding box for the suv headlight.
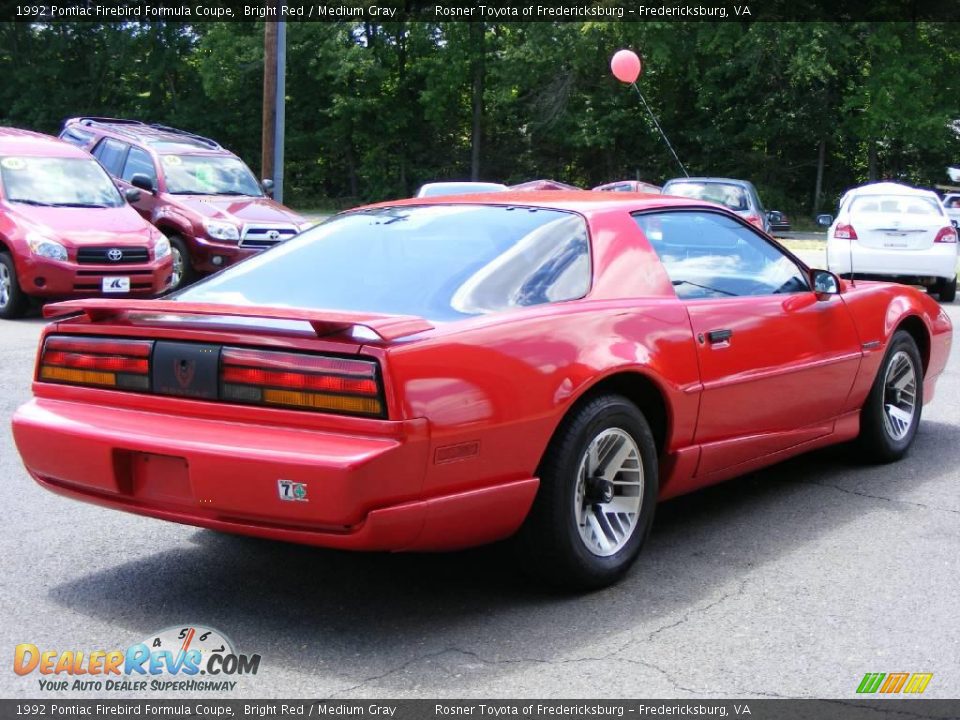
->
[27,233,68,262]
[203,220,240,242]
[297,221,316,233]
[154,236,171,259]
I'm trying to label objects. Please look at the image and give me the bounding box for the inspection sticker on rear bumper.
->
[278,479,308,502]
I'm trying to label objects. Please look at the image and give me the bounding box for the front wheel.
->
[857,331,923,463]
[167,235,197,292]
[515,394,659,589]
[0,252,28,319]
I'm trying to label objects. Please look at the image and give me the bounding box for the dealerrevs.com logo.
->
[14,625,260,693]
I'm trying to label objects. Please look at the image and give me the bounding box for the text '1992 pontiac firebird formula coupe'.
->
[12,192,953,588]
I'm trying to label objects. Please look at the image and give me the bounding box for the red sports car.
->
[12,193,952,588]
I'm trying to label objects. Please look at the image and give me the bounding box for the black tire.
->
[167,235,197,291]
[856,331,923,463]
[938,275,957,303]
[515,394,659,590]
[0,252,28,319]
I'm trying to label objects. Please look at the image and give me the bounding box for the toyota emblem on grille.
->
[267,230,281,241]
[106,248,123,262]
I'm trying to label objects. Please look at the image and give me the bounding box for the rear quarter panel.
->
[382,301,702,501]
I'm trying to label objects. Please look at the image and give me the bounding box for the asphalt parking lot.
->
[1,298,958,700]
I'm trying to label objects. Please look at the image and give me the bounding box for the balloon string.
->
[631,82,689,178]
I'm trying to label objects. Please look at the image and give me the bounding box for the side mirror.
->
[952,219,958,229]
[262,178,274,197]
[816,214,834,227]
[124,187,142,203]
[811,269,841,298]
[130,174,154,193]
[767,210,782,222]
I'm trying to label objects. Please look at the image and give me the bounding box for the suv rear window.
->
[175,205,591,321]
[664,181,749,212]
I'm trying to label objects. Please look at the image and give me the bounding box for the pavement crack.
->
[793,480,960,516]
[324,583,752,698]
[646,579,750,643]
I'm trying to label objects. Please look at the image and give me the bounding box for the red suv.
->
[60,118,310,290]
[0,128,172,319]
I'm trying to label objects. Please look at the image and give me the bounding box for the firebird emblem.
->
[174,359,195,389]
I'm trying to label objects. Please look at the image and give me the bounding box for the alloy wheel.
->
[882,350,917,441]
[574,427,644,557]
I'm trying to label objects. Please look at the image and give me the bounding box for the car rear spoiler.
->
[42,299,435,341]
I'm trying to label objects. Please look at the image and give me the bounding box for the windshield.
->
[175,204,591,322]
[0,156,124,207]
[850,195,943,216]
[161,154,262,196]
[664,182,749,212]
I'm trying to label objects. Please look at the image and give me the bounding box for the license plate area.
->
[102,277,130,293]
[116,451,192,504]
[152,341,220,399]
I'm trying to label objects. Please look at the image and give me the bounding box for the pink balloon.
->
[610,50,642,84]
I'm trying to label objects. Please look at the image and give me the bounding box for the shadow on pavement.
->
[48,421,960,692]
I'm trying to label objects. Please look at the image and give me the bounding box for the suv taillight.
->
[39,336,153,390]
[745,214,763,229]
[834,223,858,240]
[934,227,958,243]
[220,347,384,417]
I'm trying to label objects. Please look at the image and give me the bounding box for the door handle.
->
[706,329,733,344]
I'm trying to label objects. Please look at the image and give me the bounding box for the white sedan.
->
[821,182,958,302]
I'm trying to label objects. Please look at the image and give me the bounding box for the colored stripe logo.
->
[857,672,933,694]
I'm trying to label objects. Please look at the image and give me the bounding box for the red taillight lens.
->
[39,336,153,390]
[745,214,763,228]
[834,223,858,240]
[220,347,383,417]
[935,227,958,243]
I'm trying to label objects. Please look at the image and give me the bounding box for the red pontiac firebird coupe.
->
[12,193,953,588]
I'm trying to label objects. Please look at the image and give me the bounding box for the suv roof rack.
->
[67,117,222,150]
[75,117,148,127]
[147,123,221,150]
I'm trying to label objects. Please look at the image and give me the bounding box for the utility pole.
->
[261,19,277,187]
[273,18,286,203]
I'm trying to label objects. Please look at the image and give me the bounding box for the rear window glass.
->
[175,205,591,322]
[850,195,943,216]
[664,182,749,211]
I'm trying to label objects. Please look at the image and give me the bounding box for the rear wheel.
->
[0,252,28,319]
[857,331,923,463]
[938,275,957,303]
[167,235,197,291]
[516,394,658,589]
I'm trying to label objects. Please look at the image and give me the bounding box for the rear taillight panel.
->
[39,336,153,391]
[834,223,858,240]
[37,335,385,418]
[934,227,958,244]
[220,346,384,418]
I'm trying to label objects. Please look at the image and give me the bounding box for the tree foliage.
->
[1,20,958,214]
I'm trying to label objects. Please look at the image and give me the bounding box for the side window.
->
[121,146,157,187]
[634,211,809,299]
[92,138,129,177]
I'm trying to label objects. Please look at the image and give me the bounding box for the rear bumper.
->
[12,397,538,551]
[17,255,172,297]
[827,241,958,281]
